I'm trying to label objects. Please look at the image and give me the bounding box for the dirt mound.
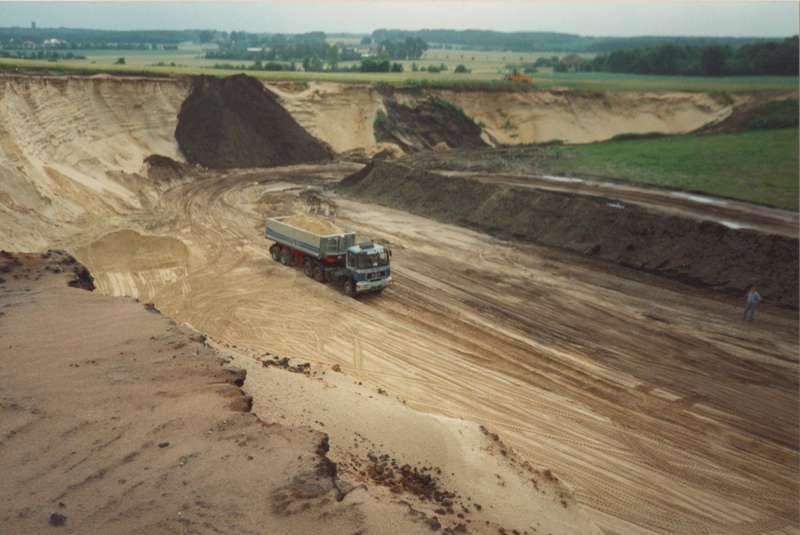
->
[696,96,799,134]
[375,97,487,153]
[339,142,405,164]
[175,75,333,169]
[142,154,190,181]
[339,161,799,308]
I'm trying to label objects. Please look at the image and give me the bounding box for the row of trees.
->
[371,29,775,53]
[376,37,428,60]
[0,49,86,60]
[207,34,427,67]
[586,36,798,76]
[0,27,197,45]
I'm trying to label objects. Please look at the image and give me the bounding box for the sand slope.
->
[267,81,772,149]
[0,75,189,250]
[4,252,538,535]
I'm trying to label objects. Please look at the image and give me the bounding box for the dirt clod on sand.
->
[48,513,67,527]
[176,75,333,169]
[375,97,487,153]
[143,154,190,182]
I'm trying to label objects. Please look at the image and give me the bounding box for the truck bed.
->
[266,216,355,259]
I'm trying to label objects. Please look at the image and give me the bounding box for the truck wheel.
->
[343,279,355,297]
[303,259,314,278]
[270,245,281,262]
[281,247,292,266]
[313,265,325,283]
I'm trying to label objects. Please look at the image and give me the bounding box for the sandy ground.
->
[2,252,587,534]
[0,253,382,534]
[47,165,796,535]
[1,75,798,534]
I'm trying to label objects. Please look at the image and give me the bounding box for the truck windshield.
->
[356,251,388,269]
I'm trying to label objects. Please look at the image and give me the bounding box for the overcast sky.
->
[1,1,798,37]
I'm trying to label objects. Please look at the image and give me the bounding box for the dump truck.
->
[265,215,392,296]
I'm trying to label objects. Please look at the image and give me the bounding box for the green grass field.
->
[546,128,800,210]
[1,44,797,93]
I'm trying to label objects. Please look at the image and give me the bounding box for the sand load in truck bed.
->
[175,74,333,169]
[281,215,342,235]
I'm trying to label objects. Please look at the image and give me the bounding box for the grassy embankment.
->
[547,127,799,210]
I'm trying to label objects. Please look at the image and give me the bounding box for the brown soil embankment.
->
[339,161,799,308]
[375,96,487,152]
[176,75,333,168]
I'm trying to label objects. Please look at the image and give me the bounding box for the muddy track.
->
[339,161,799,308]
[60,165,799,535]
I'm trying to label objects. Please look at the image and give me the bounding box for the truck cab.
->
[343,241,392,296]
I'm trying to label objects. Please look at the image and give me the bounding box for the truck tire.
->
[270,244,281,262]
[313,265,325,283]
[303,259,314,278]
[281,247,292,266]
[343,279,355,297]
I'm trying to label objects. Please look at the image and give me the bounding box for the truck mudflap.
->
[355,276,392,293]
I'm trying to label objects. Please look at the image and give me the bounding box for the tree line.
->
[0,27,198,45]
[371,29,775,53]
[586,36,798,76]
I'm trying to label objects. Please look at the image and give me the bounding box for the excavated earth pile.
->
[175,74,333,168]
[339,161,799,308]
[375,97,487,152]
[142,154,191,182]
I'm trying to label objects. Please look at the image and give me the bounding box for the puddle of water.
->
[540,175,585,184]
[719,220,752,230]
[670,192,728,206]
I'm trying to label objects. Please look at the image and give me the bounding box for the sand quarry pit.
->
[0,73,798,535]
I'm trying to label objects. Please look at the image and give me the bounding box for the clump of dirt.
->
[175,74,333,169]
[375,97,487,153]
[262,355,312,376]
[339,161,799,308]
[365,452,456,507]
[142,154,190,182]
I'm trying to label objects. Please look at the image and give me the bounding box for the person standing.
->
[743,286,762,321]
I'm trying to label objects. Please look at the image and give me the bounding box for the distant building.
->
[357,42,381,58]
[559,54,586,71]
[43,38,66,47]
[31,21,36,30]
[247,47,264,53]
